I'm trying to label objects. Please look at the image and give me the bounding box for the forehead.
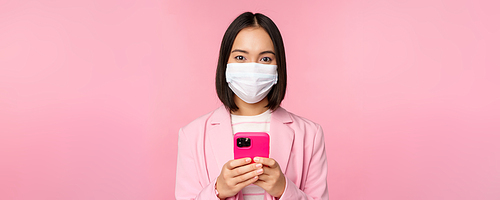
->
[231,27,274,52]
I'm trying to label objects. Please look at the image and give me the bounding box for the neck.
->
[232,95,269,116]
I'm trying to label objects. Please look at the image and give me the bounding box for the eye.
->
[235,55,245,60]
[260,57,273,62]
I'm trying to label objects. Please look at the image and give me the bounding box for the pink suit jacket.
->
[175,106,328,200]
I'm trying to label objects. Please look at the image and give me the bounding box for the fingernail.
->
[254,157,260,162]
[246,158,251,163]
[256,163,262,168]
[256,169,263,174]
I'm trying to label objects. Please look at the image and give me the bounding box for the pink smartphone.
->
[234,132,270,162]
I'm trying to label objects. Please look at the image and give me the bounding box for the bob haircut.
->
[216,12,287,112]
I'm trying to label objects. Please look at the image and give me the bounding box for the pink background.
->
[1,0,499,199]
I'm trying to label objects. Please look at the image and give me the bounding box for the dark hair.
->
[215,12,287,112]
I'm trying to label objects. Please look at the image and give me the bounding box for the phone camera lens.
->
[236,138,251,147]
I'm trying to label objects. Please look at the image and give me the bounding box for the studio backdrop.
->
[0,0,499,199]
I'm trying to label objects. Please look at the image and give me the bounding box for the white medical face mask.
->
[226,63,278,104]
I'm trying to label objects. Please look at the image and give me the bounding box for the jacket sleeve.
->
[175,128,222,200]
[278,125,329,200]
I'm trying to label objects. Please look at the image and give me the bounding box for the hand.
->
[216,158,264,199]
[253,157,286,198]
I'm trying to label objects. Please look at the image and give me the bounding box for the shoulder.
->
[279,107,321,128]
[180,109,214,133]
[179,106,227,136]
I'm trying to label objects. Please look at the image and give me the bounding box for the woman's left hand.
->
[253,157,286,198]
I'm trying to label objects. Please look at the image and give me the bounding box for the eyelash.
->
[261,57,272,62]
[234,56,273,62]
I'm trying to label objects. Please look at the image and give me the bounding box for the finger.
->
[254,157,278,168]
[229,163,263,177]
[256,167,273,181]
[253,179,266,186]
[227,158,252,170]
[234,174,259,189]
[234,168,264,185]
[253,179,271,189]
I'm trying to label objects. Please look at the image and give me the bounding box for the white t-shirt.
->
[231,109,272,200]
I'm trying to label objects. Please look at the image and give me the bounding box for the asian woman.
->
[175,12,328,200]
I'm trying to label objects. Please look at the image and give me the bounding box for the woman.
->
[175,12,328,200]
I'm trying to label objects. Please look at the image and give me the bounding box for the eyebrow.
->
[231,49,275,55]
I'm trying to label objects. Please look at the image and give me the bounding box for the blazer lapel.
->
[206,106,295,176]
[269,107,294,174]
[207,106,234,171]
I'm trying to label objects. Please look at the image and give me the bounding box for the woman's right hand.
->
[215,157,264,199]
